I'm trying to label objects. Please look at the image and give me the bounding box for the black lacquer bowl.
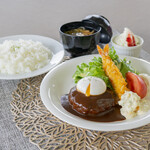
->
[60,21,101,57]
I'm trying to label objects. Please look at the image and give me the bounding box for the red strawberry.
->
[126,33,136,47]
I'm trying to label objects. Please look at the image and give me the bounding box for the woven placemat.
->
[11,75,150,150]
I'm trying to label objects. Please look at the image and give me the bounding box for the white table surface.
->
[0,0,150,150]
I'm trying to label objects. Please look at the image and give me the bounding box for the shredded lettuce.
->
[73,47,138,89]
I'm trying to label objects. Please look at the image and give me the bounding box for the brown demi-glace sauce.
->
[61,87,125,122]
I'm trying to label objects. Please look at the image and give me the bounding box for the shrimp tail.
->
[97,44,109,56]
[97,45,104,56]
[104,44,109,55]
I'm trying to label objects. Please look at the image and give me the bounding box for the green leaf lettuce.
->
[73,47,138,89]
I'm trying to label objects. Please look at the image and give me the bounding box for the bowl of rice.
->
[0,35,64,80]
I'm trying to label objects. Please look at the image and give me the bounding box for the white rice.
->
[0,39,52,74]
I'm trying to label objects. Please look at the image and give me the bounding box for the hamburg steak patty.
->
[68,86,116,115]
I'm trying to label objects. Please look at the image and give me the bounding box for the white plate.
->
[0,35,64,80]
[40,54,150,131]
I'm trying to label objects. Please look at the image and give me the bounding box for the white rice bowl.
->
[0,39,52,74]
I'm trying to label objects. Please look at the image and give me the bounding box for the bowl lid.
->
[83,15,113,43]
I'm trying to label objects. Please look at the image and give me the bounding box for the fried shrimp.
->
[97,44,129,99]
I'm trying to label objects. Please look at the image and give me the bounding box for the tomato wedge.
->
[126,72,147,98]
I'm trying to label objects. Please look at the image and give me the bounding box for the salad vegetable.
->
[109,47,138,77]
[126,72,147,99]
[73,47,137,89]
[72,57,112,89]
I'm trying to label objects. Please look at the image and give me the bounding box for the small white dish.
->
[111,35,144,57]
[0,35,64,80]
[40,54,150,131]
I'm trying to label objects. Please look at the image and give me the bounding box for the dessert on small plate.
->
[111,28,144,57]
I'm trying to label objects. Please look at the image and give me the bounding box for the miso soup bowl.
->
[60,21,101,57]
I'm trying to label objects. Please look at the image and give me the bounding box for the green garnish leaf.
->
[73,57,113,89]
[109,47,138,77]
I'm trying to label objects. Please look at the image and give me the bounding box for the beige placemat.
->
[10,74,150,150]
